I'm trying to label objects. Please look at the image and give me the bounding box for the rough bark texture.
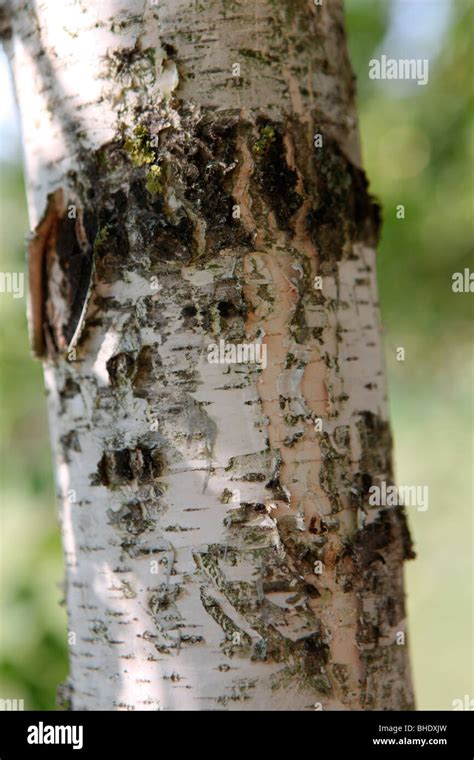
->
[4,0,414,710]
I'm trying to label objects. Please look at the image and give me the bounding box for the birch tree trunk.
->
[3,0,415,710]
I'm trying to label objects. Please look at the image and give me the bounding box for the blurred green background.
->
[0,0,472,710]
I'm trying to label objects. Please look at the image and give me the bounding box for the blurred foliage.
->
[0,164,68,709]
[347,0,473,354]
[0,0,472,710]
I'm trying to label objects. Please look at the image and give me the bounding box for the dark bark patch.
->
[132,345,162,397]
[107,42,156,77]
[253,121,302,230]
[269,631,331,692]
[181,304,197,318]
[217,300,238,319]
[93,220,129,283]
[277,515,326,570]
[355,412,395,510]
[124,177,194,265]
[399,509,416,561]
[60,430,81,463]
[107,500,153,535]
[302,631,330,673]
[306,135,381,273]
[239,472,267,483]
[290,300,309,344]
[94,446,164,487]
[352,508,415,570]
[319,432,353,512]
[61,377,81,398]
[106,352,135,386]
[308,515,329,536]
[149,217,194,264]
[265,476,290,503]
[353,512,392,569]
[303,582,321,598]
[179,117,252,255]
[223,502,267,528]
[149,584,182,614]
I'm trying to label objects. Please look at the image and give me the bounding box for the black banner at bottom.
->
[0,709,471,757]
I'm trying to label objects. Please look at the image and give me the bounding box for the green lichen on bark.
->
[124,124,157,167]
[252,125,276,155]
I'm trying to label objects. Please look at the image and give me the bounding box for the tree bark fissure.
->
[5,0,414,710]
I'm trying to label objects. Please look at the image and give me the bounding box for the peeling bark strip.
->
[27,189,95,359]
[5,0,414,709]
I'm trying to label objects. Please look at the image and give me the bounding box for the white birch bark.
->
[3,0,415,710]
